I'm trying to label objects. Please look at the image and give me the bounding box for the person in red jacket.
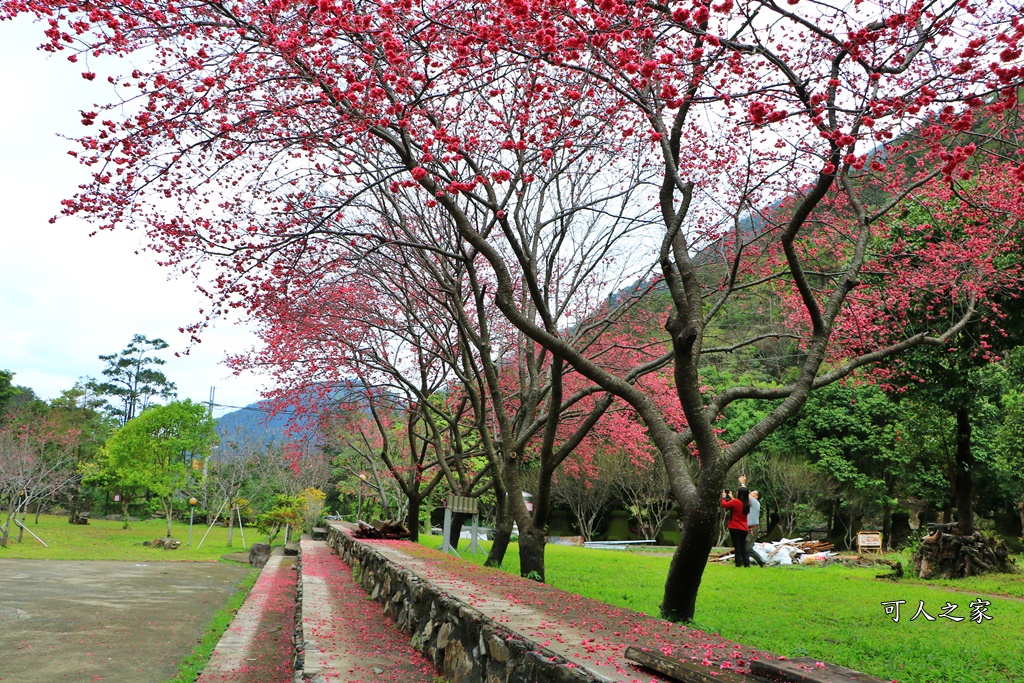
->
[721,487,751,567]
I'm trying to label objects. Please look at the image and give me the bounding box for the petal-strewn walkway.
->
[344,530,771,682]
[299,540,437,682]
[198,554,297,683]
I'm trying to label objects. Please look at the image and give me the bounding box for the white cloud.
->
[0,18,267,416]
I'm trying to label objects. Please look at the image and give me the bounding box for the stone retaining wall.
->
[325,526,603,683]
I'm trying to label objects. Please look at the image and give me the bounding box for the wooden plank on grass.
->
[750,657,889,683]
[624,646,751,683]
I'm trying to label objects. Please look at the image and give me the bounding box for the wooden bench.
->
[857,530,883,554]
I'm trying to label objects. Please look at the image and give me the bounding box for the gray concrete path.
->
[198,554,296,683]
[0,559,250,683]
[299,540,437,682]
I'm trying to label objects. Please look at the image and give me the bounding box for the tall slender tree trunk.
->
[486,523,513,568]
[17,508,27,542]
[485,488,510,568]
[660,504,719,622]
[882,474,895,550]
[448,511,468,551]
[954,406,974,536]
[1,496,13,546]
[227,506,235,547]
[165,498,174,537]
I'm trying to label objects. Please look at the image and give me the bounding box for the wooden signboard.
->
[857,530,883,554]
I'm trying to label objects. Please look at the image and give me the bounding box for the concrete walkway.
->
[0,559,250,683]
[298,540,437,682]
[197,554,296,683]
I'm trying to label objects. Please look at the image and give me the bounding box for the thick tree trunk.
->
[954,406,974,536]
[518,526,547,581]
[406,495,420,543]
[660,506,718,622]
[65,484,80,523]
[121,499,131,529]
[448,511,468,551]
[487,522,513,567]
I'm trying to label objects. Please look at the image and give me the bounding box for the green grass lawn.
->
[419,535,1024,683]
[0,513,269,562]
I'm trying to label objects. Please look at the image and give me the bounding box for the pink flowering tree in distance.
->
[5,0,1023,620]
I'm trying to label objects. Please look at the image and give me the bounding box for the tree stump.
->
[913,527,1018,579]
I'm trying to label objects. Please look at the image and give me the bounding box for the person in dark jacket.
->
[721,487,751,567]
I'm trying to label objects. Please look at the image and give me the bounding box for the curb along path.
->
[297,539,437,682]
[198,554,297,683]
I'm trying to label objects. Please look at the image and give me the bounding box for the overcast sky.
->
[0,17,267,417]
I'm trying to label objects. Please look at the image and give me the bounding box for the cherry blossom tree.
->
[0,413,79,545]
[5,0,1022,621]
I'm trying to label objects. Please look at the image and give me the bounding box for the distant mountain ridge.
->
[214,382,371,446]
[215,399,292,444]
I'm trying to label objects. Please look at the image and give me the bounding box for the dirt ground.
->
[0,559,251,683]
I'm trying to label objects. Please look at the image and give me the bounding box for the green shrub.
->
[255,494,303,543]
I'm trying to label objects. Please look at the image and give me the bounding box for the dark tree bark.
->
[406,495,420,543]
[882,473,896,550]
[485,487,510,567]
[518,526,548,580]
[660,504,719,622]
[954,406,975,536]
[448,511,467,551]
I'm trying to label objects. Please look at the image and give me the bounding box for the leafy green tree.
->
[102,400,217,536]
[87,335,177,426]
[782,382,905,547]
[255,494,303,544]
[875,185,1024,536]
[0,371,42,420]
[993,348,1024,534]
[0,370,19,418]
[48,383,115,522]
[889,341,1010,535]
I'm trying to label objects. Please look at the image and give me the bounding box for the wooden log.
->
[751,657,890,683]
[624,647,751,683]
